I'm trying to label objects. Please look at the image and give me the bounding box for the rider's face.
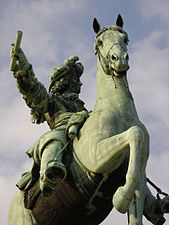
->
[70,79,82,94]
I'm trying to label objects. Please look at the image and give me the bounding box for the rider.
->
[10,46,89,196]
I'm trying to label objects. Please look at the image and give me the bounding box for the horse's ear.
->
[93,18,101,34]
[116,14,123,27]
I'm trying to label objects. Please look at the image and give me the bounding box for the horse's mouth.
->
[113,70,127,78]
[112,65,130,78]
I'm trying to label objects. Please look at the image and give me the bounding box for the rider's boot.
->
[39,141,67,196]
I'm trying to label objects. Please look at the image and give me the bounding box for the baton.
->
[9,31,23,71]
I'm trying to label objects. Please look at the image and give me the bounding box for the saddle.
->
[24,179,41,210]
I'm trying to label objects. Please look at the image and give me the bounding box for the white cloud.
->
[128,29,169,156]
[0,175,18,225]
[138,0,169,22]
[0,0,90,65]
[129,30,169,108]
[147,152,169,192]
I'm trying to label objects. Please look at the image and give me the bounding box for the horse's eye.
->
[97,40,103,46]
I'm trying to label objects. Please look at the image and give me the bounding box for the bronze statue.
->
[8,15,169,225]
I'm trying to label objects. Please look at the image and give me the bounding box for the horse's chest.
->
[92,110,138,136]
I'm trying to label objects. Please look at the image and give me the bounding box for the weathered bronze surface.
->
[8,15,169,225]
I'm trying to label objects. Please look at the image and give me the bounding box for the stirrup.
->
[40,161,67,197]
[45,160,67,182]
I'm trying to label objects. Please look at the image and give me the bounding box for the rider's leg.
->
[31,127,68,196]
[39,140,67,196]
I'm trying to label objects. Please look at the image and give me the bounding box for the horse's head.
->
[93,14,129,78]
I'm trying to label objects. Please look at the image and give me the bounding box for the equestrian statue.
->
[8,14,169,225]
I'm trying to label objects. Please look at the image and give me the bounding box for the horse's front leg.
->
[112,126,149,214]
[128,172,147,225]
[76,125,149,215]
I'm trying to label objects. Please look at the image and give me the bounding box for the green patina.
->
[8,15,169,225]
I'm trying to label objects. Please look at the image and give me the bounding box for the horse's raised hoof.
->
[112,186,133,214]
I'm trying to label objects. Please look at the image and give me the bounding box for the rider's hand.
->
[64,56,84,77]
[10,45,30,72]
[64,56,79,67]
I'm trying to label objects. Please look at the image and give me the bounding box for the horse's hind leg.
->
[8,191,36,225]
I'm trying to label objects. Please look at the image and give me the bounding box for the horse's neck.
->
[94,60,139,119]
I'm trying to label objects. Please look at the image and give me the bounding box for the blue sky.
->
[0,0,169,224]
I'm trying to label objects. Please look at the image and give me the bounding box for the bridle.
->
[97,42,126,76]
[95,28,129,77]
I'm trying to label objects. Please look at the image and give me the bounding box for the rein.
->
[147,178,168,199]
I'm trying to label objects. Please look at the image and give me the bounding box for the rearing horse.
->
[73,14,149,219]
[9,15,165,225]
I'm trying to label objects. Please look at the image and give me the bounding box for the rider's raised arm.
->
[10,45,85,126]
[10,45,51,123]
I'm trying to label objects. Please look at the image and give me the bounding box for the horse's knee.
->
[128,126,145,143]
[126,174,139,187]
[130,126,149,167]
